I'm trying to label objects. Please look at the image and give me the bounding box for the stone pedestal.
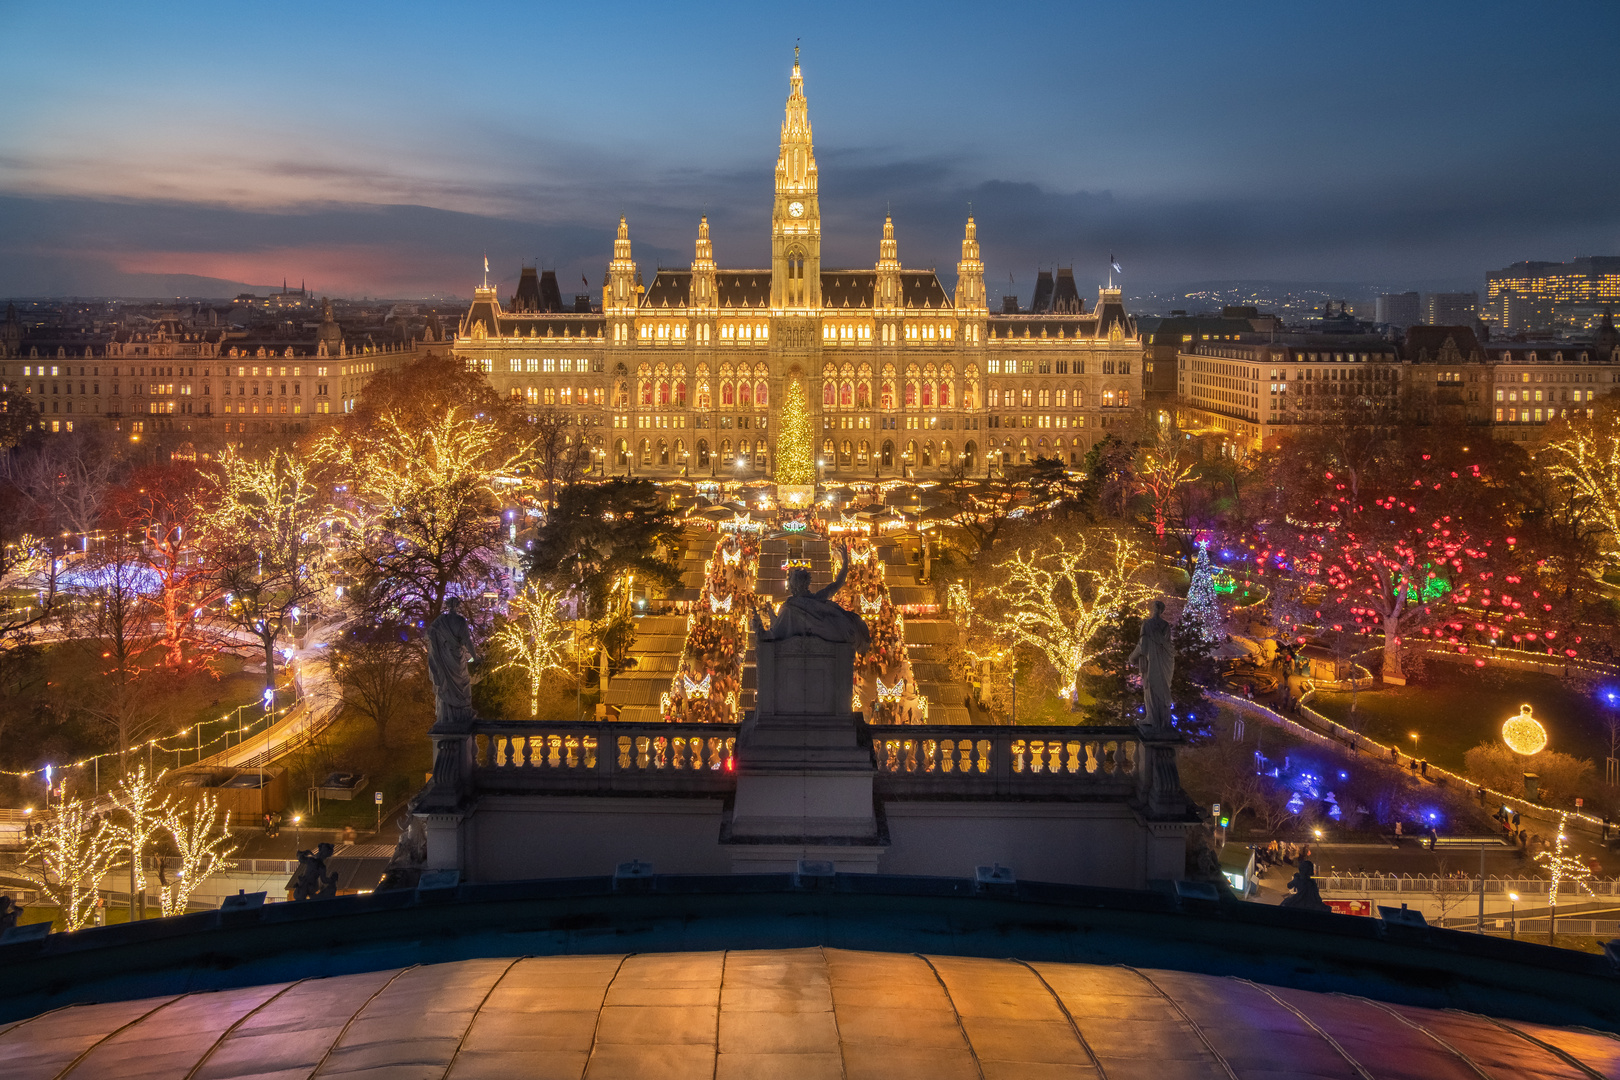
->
[725,636,884,872]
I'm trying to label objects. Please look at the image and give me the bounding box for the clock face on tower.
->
[787,201,805,218]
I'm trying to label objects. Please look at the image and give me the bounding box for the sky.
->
[2,0,1617,301]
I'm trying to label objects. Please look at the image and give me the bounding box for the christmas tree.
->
[1183,541,1222,644]
[774,377,815,488]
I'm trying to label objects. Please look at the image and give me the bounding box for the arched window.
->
[840,381,853,407]
[658,439,669,466]
[963,440,977,470]
[938,382,952,408]
[740,382,753,408]
[1018,437,1030,464]
[881,381,895,409]
[639,439,651,466]
[823,438,836,460]
[857,439,871,466]
[1103,389,1116,408]
[697,382,711,409]
[840,439,852,466]
[921,383,934,408]
[856,382,871,408]
[698,439,710,467]
[922,441,934,467]
[658,381,670,406]
[675,381,687,407]
[941,440,954,469]
[722,382,735,406]
[881,440,894,467]
[1073,388,1085,408]
[616,438,629,468]
[1038,388,1049,407]
[755,381,769,408]
[824,382,836,406]
[721,438,732,463]
[905,381,918,407]
[640,381,653,406]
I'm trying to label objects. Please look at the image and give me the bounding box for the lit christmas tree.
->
[774,377,816,489]
[1183,540,1222,644]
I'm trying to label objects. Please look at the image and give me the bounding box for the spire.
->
[955,216,986,314]
[877,215,900,271]
[606,216,638,314]
[771,51,821,311]
[876,215,902,310]
[691,215,717,311]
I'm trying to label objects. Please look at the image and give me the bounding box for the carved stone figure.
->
[1128,599,1175,728]
[289,842,337,901]
[1279,857,1330,911]
[427,596,480,725]
[757,545,871,648]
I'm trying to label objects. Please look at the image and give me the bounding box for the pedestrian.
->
[1420,760,1428,778]
[1427,827,1437,851]
[1512,811,1521,829]
[1394,821,1403,838]
[1390,747,1398,763]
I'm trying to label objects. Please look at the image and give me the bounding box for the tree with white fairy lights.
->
[986,532,1155,710]
[20,793,125,932]
[493,582,574,718]
[158,793,237,918]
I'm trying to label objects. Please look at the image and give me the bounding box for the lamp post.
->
[1508,892,1518,940]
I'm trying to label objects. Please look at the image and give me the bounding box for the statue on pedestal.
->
[756,545,871,649]
[1128,599,1175,728]
[1279,857,1329,911]
[427,596,480,726]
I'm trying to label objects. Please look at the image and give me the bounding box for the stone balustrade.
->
[467,720,1144,800]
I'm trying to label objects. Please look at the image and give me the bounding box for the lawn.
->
[1311,661,1620,775]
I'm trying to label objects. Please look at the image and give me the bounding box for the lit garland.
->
[774,377,816,487]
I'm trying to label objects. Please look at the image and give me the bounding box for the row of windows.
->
[12,380,329,398]
[1496,387,1598,403]
[13,363,334,379]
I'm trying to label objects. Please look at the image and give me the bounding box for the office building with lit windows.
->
[452,55,1143,478]
[1486,256,1620,331]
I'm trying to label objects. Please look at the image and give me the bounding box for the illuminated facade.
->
[1486,256,1620,331]
[453,55,1143,478]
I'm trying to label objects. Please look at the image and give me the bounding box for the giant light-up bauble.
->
[1502,704,1548,756]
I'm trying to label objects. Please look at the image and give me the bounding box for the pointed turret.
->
[954,216,986,315]
[876,215,902,310]
[605,216,638,315]
[691,216,717,311]
[770,47,821,312]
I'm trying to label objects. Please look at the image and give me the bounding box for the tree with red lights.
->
[1262,438,1517,683]
[105,462,219,671]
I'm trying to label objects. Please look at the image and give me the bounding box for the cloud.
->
[3,140,1619,299]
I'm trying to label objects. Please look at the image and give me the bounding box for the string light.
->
[1536,812,1596,918]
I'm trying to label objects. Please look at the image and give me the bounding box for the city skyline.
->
[2,1,1618,299]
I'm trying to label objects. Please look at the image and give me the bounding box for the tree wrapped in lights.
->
[21,793,125,931]
[988,532,1154,709]
[206,446,329,696]
[316,406,530,625]
[1136,418,1195,543]
[1182,541,1223,645]
[110,764,176,920]
[1536,812,1596,938]
[774,377,815,488]
[159,793,237,918]
[1263,442,1503,682]
[1541,405,1620,561]
[493,583,573,718]
[106,462,219,671]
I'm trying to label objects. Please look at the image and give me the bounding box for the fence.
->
[1319,874,1620,897]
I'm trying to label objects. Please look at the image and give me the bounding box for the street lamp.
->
[1508,892,1519,940]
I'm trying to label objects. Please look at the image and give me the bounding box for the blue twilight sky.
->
[1,0,1617,300]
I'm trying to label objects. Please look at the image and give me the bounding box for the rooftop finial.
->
[795,40,800,65]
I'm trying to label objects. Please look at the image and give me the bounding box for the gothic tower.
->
[770,48,821,312]
[955,216,987,314]
[605,216,637,315]
[691,216,717,312]
[876,215,901,310]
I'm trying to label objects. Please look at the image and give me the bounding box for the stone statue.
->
[1279,857,1329,912]
[289,842,337,901]
[427,596,480,725]
[757,544,871,648]
[1128,599,1175,728]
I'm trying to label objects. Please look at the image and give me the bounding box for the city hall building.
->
[454,55,1143,479]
